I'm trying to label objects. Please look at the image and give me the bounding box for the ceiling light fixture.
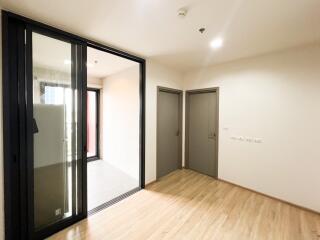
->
[210,37,224,50]
[64,59,72,65]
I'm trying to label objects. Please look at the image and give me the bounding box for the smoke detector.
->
[199,28,206,34]
[178,8,188,18]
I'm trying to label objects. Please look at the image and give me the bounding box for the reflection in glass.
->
[32,32,80,230]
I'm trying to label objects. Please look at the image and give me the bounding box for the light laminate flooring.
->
[50,169,320,240]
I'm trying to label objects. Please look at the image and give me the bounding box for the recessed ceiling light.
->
[210,38,223,49]
[64,59,72,65]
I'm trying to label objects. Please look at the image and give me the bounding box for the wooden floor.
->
[50,169,320,240]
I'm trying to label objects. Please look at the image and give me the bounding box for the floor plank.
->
[49,169,320,240]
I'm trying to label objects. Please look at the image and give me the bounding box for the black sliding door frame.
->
[3,18,88,239]
[86,88,100,162]
[2,15,27,240]
[2,10,145,240]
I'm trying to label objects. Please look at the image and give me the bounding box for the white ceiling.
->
[87,47,138,78]
[2,0,320,71]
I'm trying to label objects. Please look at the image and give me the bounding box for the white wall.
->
[145,60,184,184]
[102,65,140,180]
[183,44,320,212]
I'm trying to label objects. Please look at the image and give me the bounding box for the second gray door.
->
[187,91,218,177]
[157,88,182,179]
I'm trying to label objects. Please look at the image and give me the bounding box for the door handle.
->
[176,130,180,136]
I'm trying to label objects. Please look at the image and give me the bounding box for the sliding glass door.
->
[3,11,145,240]
[26,27,86,239]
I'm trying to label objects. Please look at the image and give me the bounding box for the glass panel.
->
[87,91,97,158]
[32,32,81,230]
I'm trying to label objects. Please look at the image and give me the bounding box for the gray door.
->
[157,89,181,178]
[188,91,217,177]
